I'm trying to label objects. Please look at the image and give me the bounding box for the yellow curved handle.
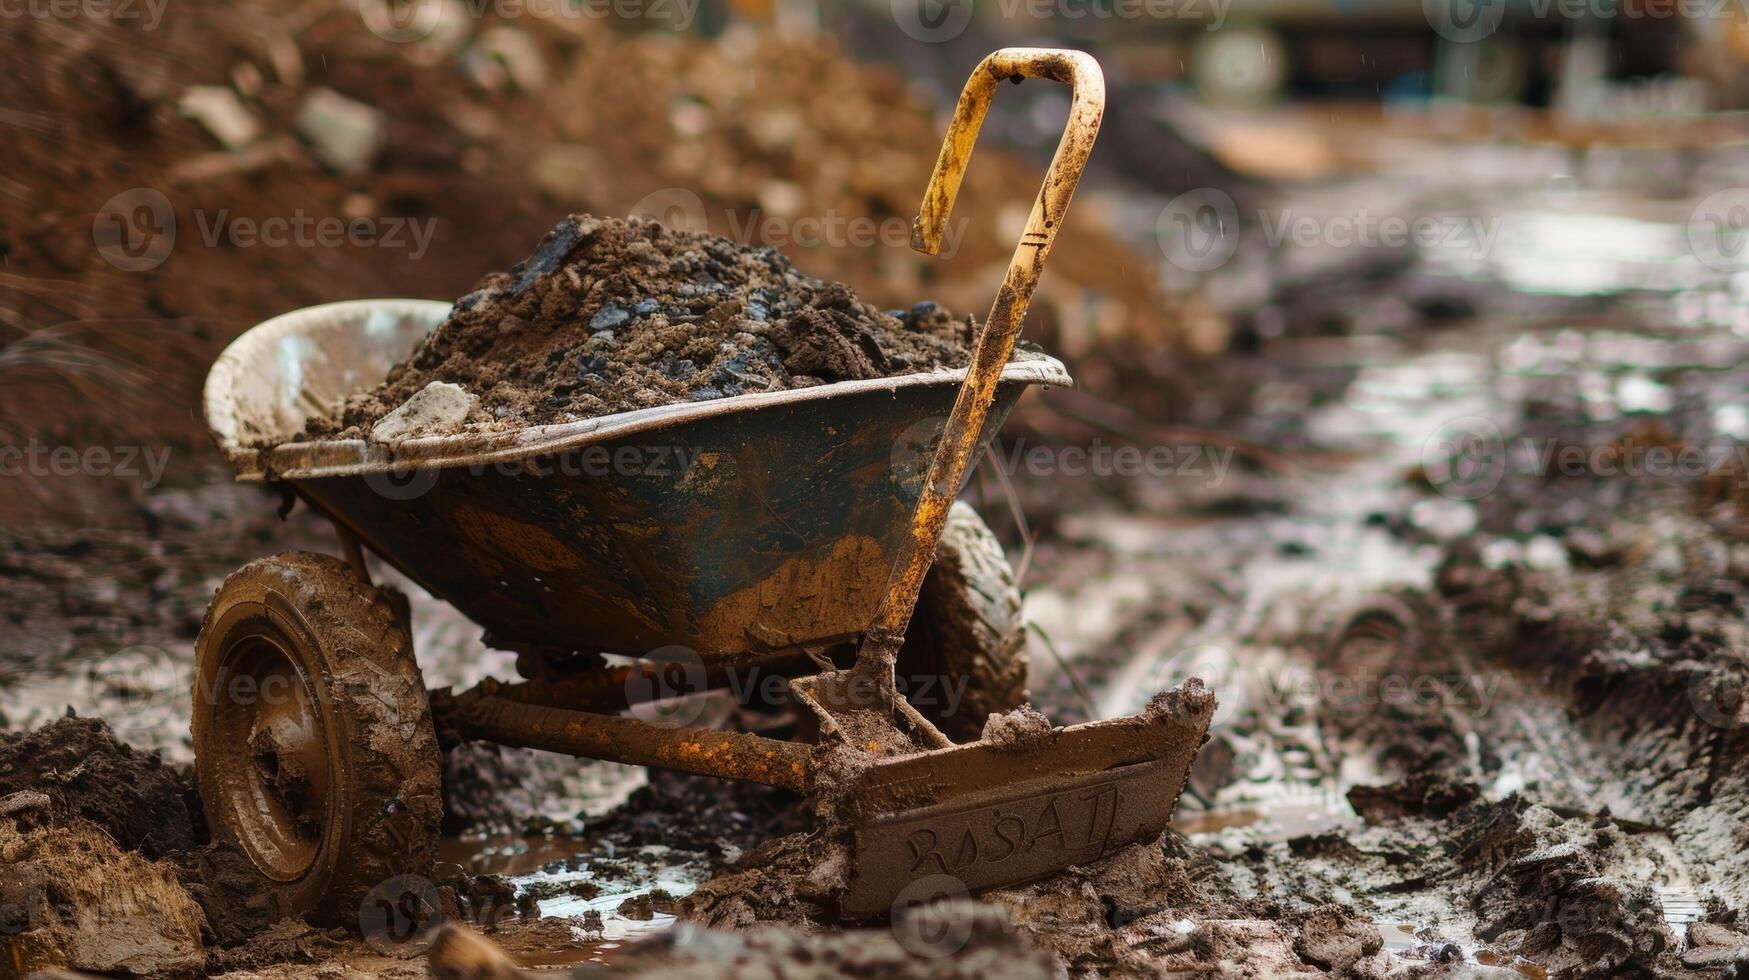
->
[863,48,1105,666]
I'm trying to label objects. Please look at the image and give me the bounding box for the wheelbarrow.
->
[194,48,1214,926]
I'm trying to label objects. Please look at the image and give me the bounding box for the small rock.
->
[1684,922,1749,967]
[1291,905,1384,972]
[177,85,260,150]
[590,304,630,332]
[295,88,383,175]
[980,705,1053,753]
[370,381,475,443]
[480,26,547,89]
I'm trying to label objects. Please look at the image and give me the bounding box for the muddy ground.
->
[11,141,1749,976]
[7,5,1749,978]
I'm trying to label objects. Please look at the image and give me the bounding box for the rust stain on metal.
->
[692,533,888,653]
[450,691,811,792]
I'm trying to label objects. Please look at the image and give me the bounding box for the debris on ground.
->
[0,715,196,860]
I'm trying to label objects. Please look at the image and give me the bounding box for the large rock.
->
[371,381,476,443]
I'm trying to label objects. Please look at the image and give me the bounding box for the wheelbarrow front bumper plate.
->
[837,681,1214,917]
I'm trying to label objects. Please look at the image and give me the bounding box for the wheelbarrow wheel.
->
[898,502,1029,742]
[192,550,442,927]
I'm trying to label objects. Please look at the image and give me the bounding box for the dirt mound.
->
[175,842,290,948]
[0,715,196,860]
[304,216,974,437]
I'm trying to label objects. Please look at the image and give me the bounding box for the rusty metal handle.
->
[860,48,1104,673]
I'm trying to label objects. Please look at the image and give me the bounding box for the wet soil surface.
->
[9,47,1749,976]
[304,216,974,439]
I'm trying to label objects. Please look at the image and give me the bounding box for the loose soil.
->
[303,216,974,439]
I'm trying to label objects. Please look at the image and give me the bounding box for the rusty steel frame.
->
[449,689,812,791]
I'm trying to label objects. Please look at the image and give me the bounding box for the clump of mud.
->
[0,714,195,859]
[1,816,208,977]
[305,216,975,439]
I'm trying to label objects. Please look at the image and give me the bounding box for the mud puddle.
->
[1001,168,1749,974]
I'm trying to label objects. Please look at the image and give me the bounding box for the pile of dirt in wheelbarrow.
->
[303,215,979,438]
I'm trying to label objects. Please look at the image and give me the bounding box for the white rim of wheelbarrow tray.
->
[204,298,1074,481]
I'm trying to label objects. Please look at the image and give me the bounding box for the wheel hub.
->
[208,629,334,881]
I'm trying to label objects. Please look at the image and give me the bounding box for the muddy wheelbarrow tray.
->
[193,46,1215,928]
[206,299,1069,660]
